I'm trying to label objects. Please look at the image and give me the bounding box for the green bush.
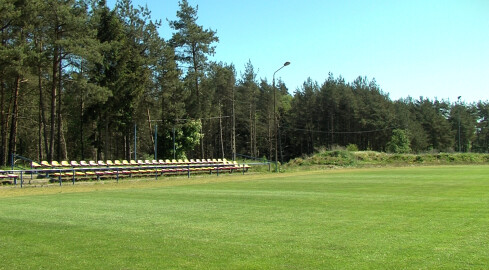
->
[386,129,411,154]
[346,144,359,152]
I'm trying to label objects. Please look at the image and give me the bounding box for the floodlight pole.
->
[273,61,290,172]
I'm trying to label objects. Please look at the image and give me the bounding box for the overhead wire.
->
[281,126,396,135]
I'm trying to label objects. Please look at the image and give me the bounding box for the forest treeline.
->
[1,0,488,166]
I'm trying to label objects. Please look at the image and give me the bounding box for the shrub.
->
[330,145,346,151]
[346,144,359,152]
[386,129,411,154]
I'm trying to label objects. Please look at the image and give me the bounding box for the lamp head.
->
[284,61,290,66]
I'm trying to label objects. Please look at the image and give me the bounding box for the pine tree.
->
[473,102,489,153]
[169,0,218,158]
[235,61,260,158]
[386,129,411,153]
[169,0,218,118]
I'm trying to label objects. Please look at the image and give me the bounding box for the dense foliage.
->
[1,0,488,166]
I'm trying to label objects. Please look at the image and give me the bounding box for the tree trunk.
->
[80,87,84,160]
[58,113,68,160]
[200,119,204,159]
[38,98,43,160]
[219,104,224,159]
[37,39,49,161]
[147,108,154,146]
[268,112,272,160]
[104,116,109,160]
[249,103,253,157]
[0,74,6,165]
[37,56,43,161]
[330,112,334,147]
[48,41,58,162]
[231,88,236,160]
[124,133,130,160]
[56,52,62,161]
[8,75,20,165]
[253,115,257,157]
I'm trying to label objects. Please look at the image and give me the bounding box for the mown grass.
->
[1,165,489,269]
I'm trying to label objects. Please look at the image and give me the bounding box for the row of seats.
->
[2,160,250,185]
[32,158,235,168]
[50,165,244,178]
[29,158,250,181]
[0,159,252,186]
[0,172,18,184]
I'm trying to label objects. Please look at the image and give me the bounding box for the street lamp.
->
[458,96,461,152]
[273,61,290,172]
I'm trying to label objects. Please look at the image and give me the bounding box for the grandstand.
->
[2,158,252,187]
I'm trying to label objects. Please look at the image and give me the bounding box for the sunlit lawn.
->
[1,165,489,269]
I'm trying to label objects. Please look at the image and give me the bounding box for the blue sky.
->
[107,0,489,103]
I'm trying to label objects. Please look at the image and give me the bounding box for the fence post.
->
[72,169,75,185]
[58,170,62,186]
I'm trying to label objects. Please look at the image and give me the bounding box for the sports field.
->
[1,165,489,269]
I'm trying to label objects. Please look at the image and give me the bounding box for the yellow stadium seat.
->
[31,161,42,168]
[71,161,81,167]
[61,161,70,167]
[80,161,89,166]
[41,161,51,167]
[51,161,62,167]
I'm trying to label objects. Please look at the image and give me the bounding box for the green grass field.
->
[1,165,489,269]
